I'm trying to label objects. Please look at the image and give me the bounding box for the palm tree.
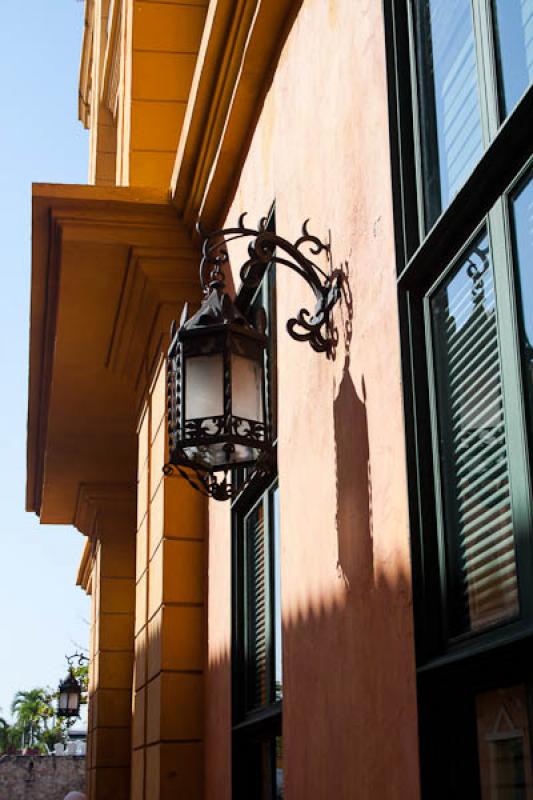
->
[0,717,25,753]
[0,717,9,752]
[11,689,50,747]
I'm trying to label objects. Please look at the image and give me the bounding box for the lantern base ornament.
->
[164,215,342,501]
[163,448,275,502]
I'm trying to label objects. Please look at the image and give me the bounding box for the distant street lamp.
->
[57,653,88,719]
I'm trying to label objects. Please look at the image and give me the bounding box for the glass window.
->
[259,737,285,800]
[476,685,533,798]
[273,486,282,702]
[275,736,284,799]
[236,481,282,799]
[232,211,281,799]
[243,484,282,711]
[493,0,533,119]
[236,736,284,800]
[416,0,484,225]
[510,170,533,462]
[245,500,269,709]
[390,0,533,794]
[430,232,519,633]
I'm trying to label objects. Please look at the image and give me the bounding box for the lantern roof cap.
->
[170,286,266,346]
[59,669,81,694]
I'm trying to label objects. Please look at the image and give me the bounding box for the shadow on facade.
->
[203,361,419,799]
[204,559,418,798]
[335,363,373,590]
[200,255,420,798]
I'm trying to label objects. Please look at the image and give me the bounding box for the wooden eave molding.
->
[76,538,93,592]
[171,0,303,231]
[170,0,257,222]
[106,244,199,389]
[74,482,136,537]
[79,0,95,128]
[101,0,121,118]
[27,184,199,520]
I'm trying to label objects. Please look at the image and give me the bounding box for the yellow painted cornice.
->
[74,482,136,537]
[101,0,121,117]
[171,0,302,231]
[28,184,200,524]
[79,0,95,128]
[76,537,93,593]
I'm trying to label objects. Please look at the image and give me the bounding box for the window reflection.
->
[273,486,282,701]
[493,0,533,119]
[510,172,533,465]
[417,0,483,225]
[246,502,268,709]
[243,482,282,711]
[256,737,284,800]
[275,736,284,799]
[431,233,518,633]
[476,685,533,798]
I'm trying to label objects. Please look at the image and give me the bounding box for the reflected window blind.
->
[522,0,533,81]
[246,503,268,708]
[511,174,533,458]
[427,0,483,204]
[431,234,519,632]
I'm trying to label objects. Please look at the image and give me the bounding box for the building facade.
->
[26,1,533,799]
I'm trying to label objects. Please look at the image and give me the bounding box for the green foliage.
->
[39,721,68,752]
[0,717,24,752]
[70,663,89,698]
[10,688,51,748]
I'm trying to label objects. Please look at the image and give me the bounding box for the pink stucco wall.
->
[206,0,420,797]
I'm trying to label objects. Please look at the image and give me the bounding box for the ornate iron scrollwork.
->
[162,451,274,502]
[163,214,339,501]
[198,214,342,354]
[466,243,490,305]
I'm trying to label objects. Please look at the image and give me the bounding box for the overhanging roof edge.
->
[26,183,188,518]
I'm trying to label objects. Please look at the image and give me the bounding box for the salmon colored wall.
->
[207,0,420,797]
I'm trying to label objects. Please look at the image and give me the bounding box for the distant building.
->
[26,1,533,799]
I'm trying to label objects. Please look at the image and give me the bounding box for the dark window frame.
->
[384,0,533,795]
[231,204,282,800]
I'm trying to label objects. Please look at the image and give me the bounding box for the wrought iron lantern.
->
[57,670,81,718]
[57,653,87,718]
[165,214,342,500]
[165,265,269,500]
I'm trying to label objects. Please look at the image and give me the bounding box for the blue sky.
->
[0,1,90,720]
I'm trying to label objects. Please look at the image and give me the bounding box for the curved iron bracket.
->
[65,652,89,669]
[198,214,342,354]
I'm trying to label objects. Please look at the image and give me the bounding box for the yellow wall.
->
[81,491,136,800]
[132,356,206,800]
[129,0,207,187]
[84,0,208,188]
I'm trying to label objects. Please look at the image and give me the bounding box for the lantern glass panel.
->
[59,692,68,711]
[68,692,79,712]
[185,354,223,419]
[232,354,263,422]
